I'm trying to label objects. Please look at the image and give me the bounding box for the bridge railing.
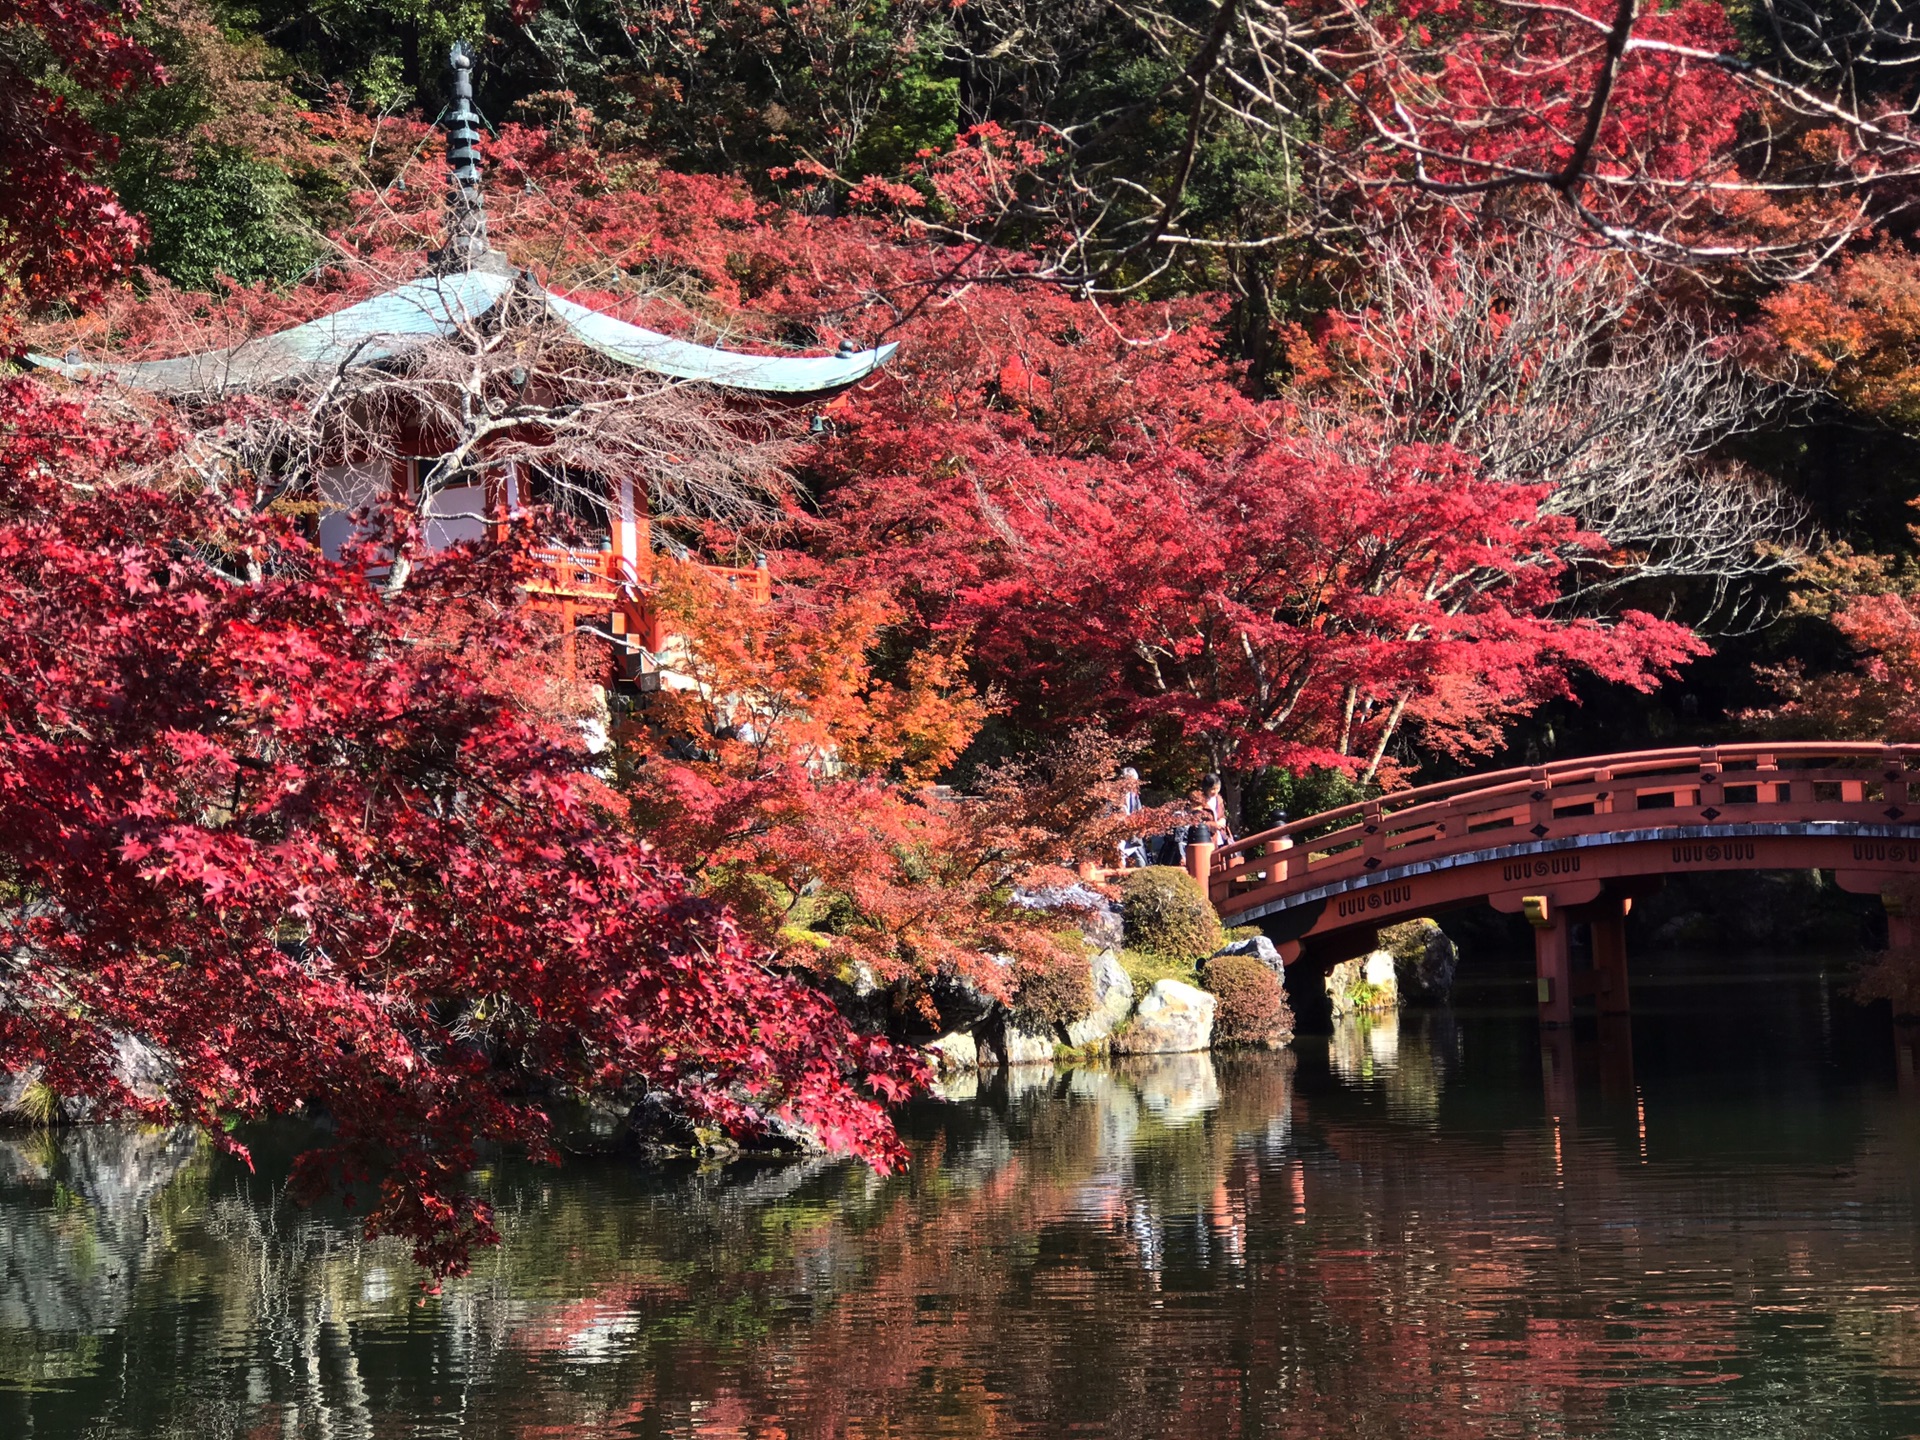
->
[1211,742,1920,917]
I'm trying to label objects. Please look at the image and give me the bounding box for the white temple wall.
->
[317,462,390,560]
[422,481,488,550]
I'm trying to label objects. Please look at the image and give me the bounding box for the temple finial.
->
[433,42,492,272]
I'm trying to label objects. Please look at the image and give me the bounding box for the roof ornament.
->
[432,43,504,274]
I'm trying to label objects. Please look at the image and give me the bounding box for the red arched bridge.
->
[1209,743,1920,1027]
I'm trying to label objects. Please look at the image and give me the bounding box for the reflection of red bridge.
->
[1211,743,1920,1026]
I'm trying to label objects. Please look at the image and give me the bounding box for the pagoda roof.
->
[30,268,896,397]
[31,43,896,400]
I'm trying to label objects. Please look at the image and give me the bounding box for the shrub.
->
[1009,934,1096,1028]
[1203,955,1293,1046]
[1120,866,1224,961]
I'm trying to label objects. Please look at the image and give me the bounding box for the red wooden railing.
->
[1210,742,1920,919]
[520,545,771,677]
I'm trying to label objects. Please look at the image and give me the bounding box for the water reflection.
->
[7,975,1920,1437]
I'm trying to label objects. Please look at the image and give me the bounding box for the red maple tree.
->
[0,0,156,309]
[806,274,1703,790]
[0,379,920,1278]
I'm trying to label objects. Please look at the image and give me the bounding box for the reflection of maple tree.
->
[434,1056,1808,1437]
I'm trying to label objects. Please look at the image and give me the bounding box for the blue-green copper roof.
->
[30,270,515,392]
[542,292,897,394]
[29,271,896,397]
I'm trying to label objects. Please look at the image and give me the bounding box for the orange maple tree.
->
[621,560,1169,1024]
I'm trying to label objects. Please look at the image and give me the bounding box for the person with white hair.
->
[1117,767,1149,868]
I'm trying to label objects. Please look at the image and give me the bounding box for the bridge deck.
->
[1212,743,1920,945]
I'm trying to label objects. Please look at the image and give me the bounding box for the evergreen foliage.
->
[1120,868,1224,963]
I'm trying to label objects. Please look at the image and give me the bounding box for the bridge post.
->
[1591,897,1631,1017]
[1263,835,1292,883]
[1185,830,1215,890]
[1524,895,1574,1028]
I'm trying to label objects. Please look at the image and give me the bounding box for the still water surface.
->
[8,961,1920,1437]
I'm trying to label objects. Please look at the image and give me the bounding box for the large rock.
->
[928,966,1003,1033]
[1379,918,1458,1004]
[980,1015,1055,1068]
[819,959,891,1031]
[3,1033,173,1123]
[1064,949,1136,1050]
[924,1030,980,1073]
[1111,979,1216,1055]
[1212,933,1283,972]
[1326,950,1399,1016]
[1012,882,1125,951]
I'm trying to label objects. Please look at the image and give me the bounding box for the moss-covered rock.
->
[1117,946,1199,998]
[1377,918,1458,1004]
[1326,951,1399,1016]
[1119,866,1224,962]
[1063,950,1137,1051]
[1111,979,1216,1055]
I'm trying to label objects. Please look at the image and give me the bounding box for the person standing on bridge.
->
[1201,774,1232,846]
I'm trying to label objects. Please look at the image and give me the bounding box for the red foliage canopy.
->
[33,119,1705,790]
[807,274,1703,783]
[0,0,156,307]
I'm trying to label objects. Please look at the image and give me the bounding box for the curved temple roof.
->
[29,271,896,397]
[30,45,896,400]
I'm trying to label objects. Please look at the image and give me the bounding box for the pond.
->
[8,957,1920,1438]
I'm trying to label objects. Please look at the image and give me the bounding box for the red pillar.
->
[1526,895,1573,1028]
[1263,836,1292,883]
[1885,888,1914,953]
[1186,836,1216,892]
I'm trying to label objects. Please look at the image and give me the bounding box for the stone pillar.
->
[1592,898,1631,1017]
[1525,894,1573,1028]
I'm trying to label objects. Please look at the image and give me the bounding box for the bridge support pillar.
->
[1524,895,1574,1028]
[1592,899,1631,1017]
[1884,888,1914,953]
